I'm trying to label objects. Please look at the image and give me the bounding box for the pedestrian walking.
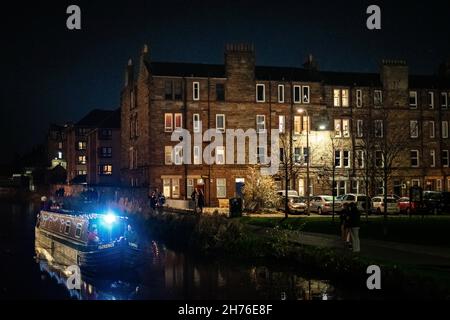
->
[340,203,350,242]
[348,202,361,253]
[191,188,198,213]
[197,189,205,214]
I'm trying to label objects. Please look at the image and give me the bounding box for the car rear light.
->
[324,203,330,207]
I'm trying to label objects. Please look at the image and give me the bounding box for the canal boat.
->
[35,210,144,272]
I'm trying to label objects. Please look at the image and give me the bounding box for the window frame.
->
[278,85,285,103]
[356,89,363,108]
[193,113,200,133]
[409,91,418,108]
[216,114,225,133]
[193,81,200,101]
[164,113,173,132]
[410,150,420,168]
[256,84,265,102]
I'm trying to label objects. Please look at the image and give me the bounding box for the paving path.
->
[248,225,450,268]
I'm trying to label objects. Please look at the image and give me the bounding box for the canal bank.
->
[1,201,364,300]
[142,211,450,299]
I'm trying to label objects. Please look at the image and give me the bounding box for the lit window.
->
[256,115,266,133]
[163,179,171,197]
[78,155,86,165]
[216,179,227,198]
[57,151,63,159]
[77,141,86,150]
[294,116,302,135]
[333,89,341,107]
[279,115,285,133]
[99,164,112,175]
[256,84,265,102]
[257,147,266,164]
[174,146,183,165]
[341,89,349,107]
[342,119,350,137]
[216,146,225,165]
[174,113,183,131]
[187,179,194,197]
[164,146,173,165]
[334,119,342,138]
[164,113,173,132]
[172,179,180,198]
[193,146,201,164]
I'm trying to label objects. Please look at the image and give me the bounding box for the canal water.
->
[0,201,368,300]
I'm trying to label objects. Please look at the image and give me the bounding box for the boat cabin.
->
[38,210,129,246]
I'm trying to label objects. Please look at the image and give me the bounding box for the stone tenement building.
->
[120,44,450,207]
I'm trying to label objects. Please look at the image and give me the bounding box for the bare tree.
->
[357,110,410,221]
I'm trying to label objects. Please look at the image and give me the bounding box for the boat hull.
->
[35,227,140,273]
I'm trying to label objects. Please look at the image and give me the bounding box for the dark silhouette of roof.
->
[97,108,121,129]
[76,109,116,127]
[145,61,450,88]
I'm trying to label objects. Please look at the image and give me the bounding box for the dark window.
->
[165,81,173,100]
[174,81,182,100]
[216,83,225,101]
[279,148,284,163]
[99,129,112,140]
[303,147,309,164]
[99,147,112,158]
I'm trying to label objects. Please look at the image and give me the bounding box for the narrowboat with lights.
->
[35,210,143,272]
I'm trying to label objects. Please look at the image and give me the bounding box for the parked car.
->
[422,191,450,214]
[376,194,400,201]
[278,196,308,214]
[309,195,343,214]
[371,196,399,214]
[397,197,417,214]
[276,190,299,198]
[341,194,372,211]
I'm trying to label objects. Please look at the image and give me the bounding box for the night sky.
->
[1,0,449,164]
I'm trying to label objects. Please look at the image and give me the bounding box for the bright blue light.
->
[104,212,117,224]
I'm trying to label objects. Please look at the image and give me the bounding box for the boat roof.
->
[41,210,128,221]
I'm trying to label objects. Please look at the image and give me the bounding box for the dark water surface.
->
[0,202,372,300]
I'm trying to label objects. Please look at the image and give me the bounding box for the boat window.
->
[64,221,71,234]
[75,223,82,238]
[60,220,65,232]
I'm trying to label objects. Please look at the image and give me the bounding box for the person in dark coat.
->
[340,203,350,242]
[191,188,198,213]
[197,190,205,214]
[347,202,361,252]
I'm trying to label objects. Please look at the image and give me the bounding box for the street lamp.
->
[297,108,310,215]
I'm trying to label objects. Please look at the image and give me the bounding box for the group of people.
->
[339,202,361,253]
[149,189,166,212]
[191,188,205,214]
